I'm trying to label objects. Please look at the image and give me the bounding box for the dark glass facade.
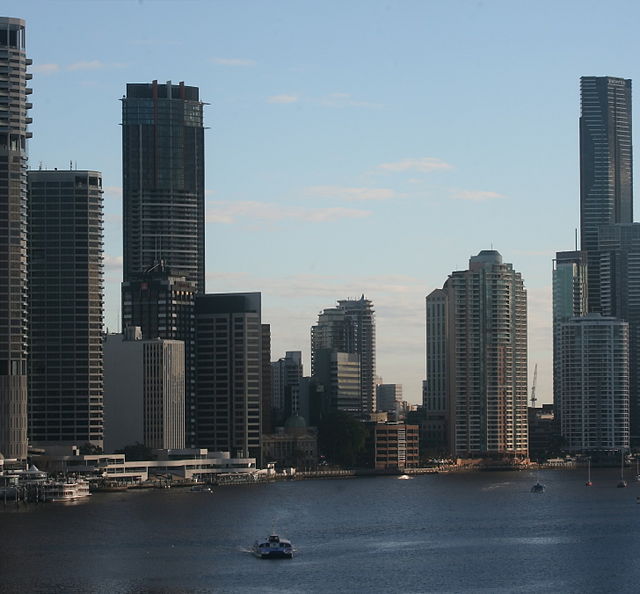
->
[195,293,262,460]
[122,80,205,292]
[580,76,633,312]
[28,170,104,447]
[121,265,196,444]
[0,17,31,459]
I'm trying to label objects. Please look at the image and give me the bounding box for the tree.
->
[318,410,366,468]
[116,442,153,461]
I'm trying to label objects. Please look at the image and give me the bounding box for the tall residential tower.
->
[580,76,633,312]
[429,251,528,458]
[0,18,31,460]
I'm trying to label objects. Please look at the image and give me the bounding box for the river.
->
[1,468,639,593]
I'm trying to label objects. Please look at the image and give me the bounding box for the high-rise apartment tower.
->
[28,170,104,449]
[580,76,633,312]
[0,18,31,459]
[429,251,528,458]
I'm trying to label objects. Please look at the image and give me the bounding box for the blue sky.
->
[7,0,640,404]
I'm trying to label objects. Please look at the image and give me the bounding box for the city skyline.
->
[7,1,640,403]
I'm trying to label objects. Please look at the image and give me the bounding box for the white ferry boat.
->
[42,479,91,502]
[252,534,294,559]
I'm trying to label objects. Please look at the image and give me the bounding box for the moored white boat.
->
[42,479,91,502]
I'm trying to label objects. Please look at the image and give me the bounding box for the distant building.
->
[195,293,262,461]
[596,223,640,440]
[121,80,205,292]
[376,384,402,416]
[311,296,375,415]
[361,422,419,470]
[0,17,31,460]
[313,350,361,417]
[104,329,185,452]
[261,324,272,434]
[271,351,303,425]
[121,263,197,444]
[262,415,318,470]
[28,170,104,450]
[429,250,528,458]
[527,404,557,462]
[424,288,449,453]
[558,314,629,453]
[552,251,588,428]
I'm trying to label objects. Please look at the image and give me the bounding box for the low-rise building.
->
[362,422,419,470]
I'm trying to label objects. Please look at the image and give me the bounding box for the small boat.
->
[252,534,293,559]
[617,449,627,488]
[190,484,212,493]
[397,474,413,480]
[531,482,545,493]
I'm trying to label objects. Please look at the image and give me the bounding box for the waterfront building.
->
[313,350,361,416]
[528,404,557,462]
[261,415,318,470]
[194,293,262,461]
[104,329,185,452]
[121,263,196,443]
[424,288,449,453]
[580,76,633,313]
[261,324,272,434]
[558,314,629,453]
[28,170,104,450]
[552,251,588,427]
[361,422,419,471]
[271,351,303,425]
[121,80,205,293]
[431,250,528,458]
[596,223,640,440]
[311,296,375,415]
[0,17,31,460]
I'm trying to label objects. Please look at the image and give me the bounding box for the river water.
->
[1,468,640,593]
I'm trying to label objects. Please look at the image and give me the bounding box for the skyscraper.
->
[311,296,375,416]
[0,17,30,459]
[552,250,588,425]
[194,293,262,460]
[121,80,205,292]
[430,251,528,458]
[596,223,640,437]
[121,263,197,443]
[580,76,633,312]
[28,170,104,449]
[558,314,629,453]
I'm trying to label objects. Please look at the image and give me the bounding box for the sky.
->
[6,0,640,405]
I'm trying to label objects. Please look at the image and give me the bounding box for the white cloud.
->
[450,189,506,202]
[267,94,299,104]
[31,63,60,75]
[206,200,371,224]
[305,185,400,202]
[317,92,381,108]
[67,60,107,71]
[211,57,256,67]
[103,186,122,199]
[377,157,453,173]
[103,255,123,271]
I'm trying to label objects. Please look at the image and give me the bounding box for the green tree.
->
[318,410,366,468]
[116,442,153,461]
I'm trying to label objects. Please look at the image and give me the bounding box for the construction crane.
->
[530,363,538,408]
